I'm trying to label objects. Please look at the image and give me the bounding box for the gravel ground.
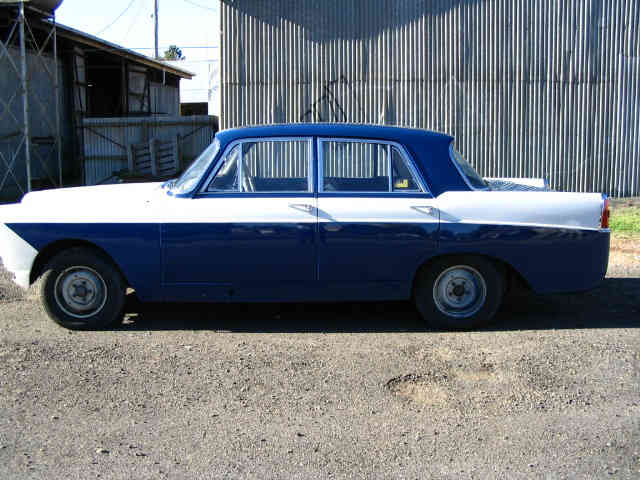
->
[0,238,639,479]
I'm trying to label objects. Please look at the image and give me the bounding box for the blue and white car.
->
[0,124,611,330]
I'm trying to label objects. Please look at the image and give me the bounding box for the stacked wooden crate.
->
[127,136,180,179]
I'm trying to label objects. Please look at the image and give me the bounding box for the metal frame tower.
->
[0,1,62,198]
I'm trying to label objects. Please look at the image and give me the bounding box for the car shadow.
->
[115,277,640,333]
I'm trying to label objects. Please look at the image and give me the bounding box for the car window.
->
[391,147,420,192]
[450,146,488,190]
[171,138,220,194]
[207,144,240,192]
[321,140,421,193]
[206,139,311,193]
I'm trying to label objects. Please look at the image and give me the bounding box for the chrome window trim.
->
[448,143,490,191]
[199,136,315,195]
[317,137,430,195]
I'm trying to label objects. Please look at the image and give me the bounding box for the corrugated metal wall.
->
[150,83,180,116]
[82,116,217,185]
[243,140,310,178]
[220,0,640,197]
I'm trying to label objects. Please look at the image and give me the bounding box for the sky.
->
[55,0,220,62]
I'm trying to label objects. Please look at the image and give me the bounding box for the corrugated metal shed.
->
[220,0,640,197]
[82,116,217,185]
[0,2,195,202]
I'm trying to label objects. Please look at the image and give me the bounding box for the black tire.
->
[414,255,504,330]
[40,247,125,330]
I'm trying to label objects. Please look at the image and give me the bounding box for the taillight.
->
[601,196,611,229]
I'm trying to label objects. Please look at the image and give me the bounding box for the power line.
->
[97,0,138,35]
[132,45,219,50]
[181,0,217,12]
[161,58,219,63]
[123,0,147,42]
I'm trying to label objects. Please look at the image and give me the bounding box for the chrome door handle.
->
[289,203,314,213]
[411,205,437,216]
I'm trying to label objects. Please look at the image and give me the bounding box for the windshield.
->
[170,139,220,195]
[450,146,488,190]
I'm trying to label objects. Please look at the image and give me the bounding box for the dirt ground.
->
[0,237,638,479]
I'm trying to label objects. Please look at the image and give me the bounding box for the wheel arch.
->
[30,239,130,287]
[411,253,531,297]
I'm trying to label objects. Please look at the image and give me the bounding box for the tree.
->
[164,45,185,61]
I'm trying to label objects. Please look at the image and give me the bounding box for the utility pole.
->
[154,0,159,59]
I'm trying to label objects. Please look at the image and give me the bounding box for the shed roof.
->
[56,23,195,79]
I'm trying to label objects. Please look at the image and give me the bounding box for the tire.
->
[40,247,125,330]
[414,255,504,330]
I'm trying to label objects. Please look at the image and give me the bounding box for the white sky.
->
[55,0,220,62]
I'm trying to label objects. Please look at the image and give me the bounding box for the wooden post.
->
[173,135,180,173]
[149,138,158,177]
[154,0,159,59]
[127,143,134,172]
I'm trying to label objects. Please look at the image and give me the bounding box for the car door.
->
[316,138,439,301]
[161,137,318,302]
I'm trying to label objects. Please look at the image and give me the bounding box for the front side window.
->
[321,140,422,193]
[206,139,311,193]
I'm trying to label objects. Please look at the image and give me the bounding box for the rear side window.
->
[206,139,311,193]
[320,140,422,193]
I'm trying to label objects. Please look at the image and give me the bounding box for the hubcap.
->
[54,267,108,319]
[433,265,487,318]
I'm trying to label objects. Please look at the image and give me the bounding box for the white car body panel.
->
[437,191,604,231]
[0,222,38,289]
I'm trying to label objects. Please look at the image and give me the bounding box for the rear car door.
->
[316,138,439,300]
[161,137,317,302]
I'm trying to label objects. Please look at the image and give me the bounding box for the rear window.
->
[449,146,488,190]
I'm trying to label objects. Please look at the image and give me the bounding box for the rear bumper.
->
[0,223,38,289]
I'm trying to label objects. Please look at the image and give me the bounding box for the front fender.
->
[0,223,38,290]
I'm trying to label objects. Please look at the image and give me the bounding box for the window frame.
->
[317,137,430,196]
[198,136,315,197]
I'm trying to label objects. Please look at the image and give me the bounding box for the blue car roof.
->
[214,123,468,196]
[216,123,453,144]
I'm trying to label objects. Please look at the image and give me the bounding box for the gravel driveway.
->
[1,239,639,479]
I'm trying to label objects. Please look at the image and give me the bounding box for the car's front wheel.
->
[40,248,125,330]
[414,256,504,330]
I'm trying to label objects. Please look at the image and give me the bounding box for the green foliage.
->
[611,207,640,234]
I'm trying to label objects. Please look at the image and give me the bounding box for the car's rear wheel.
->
[40,248,125,330]
[414,256,504,330]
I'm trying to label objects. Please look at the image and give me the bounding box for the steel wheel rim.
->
[54,266,108,319]
[432,265,487,318]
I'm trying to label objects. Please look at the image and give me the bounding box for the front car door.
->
[316,138,439,301]
[161,137,317,302]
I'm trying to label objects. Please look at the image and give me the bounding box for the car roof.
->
[216,123,454,144]
[211,123,467,196]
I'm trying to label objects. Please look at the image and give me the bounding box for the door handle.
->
[289,203,314,214]
[411,205,438,216]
